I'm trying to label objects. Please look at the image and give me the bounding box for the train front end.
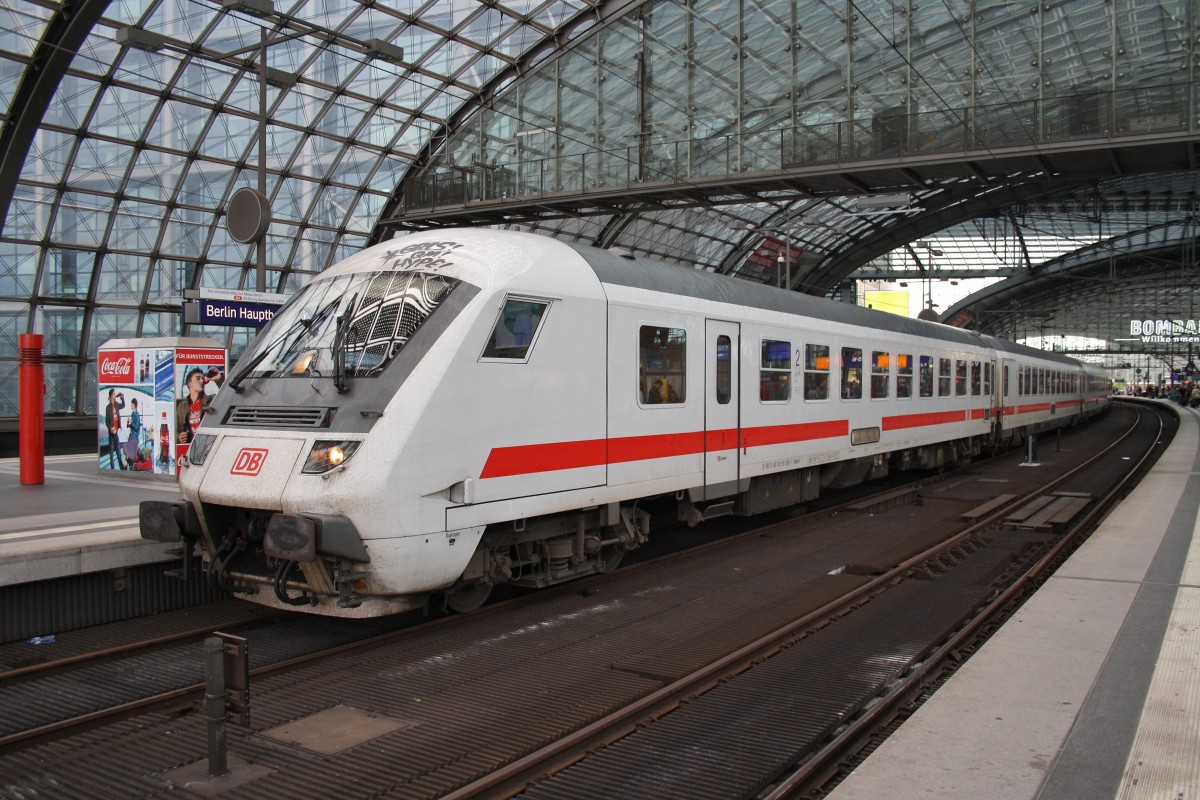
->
[139,235,493,617]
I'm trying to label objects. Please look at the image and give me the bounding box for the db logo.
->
[231,447,268,476]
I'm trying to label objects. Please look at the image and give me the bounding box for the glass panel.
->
[804,343,830,401]
[716,334,731,404]
[760,338,791,402]
[44,362,80,415]
[0,242,41,297]
[897,353,912,399]
[871,350,889,399]
[482,296,549,360]
[95,252,149,302]
[0,362,14,415]
[956,359,968,396]
[42,249,95,299]
[939,357,951,397]
[919,355,933,398]
[841,347,862,400]
[640,325,686,405]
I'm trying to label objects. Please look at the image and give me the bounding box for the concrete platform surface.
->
[828,403,1200,800]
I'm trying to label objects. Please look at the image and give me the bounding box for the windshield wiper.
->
[228,316,312,393]
[332,293,359,395]
[228,344,273,394]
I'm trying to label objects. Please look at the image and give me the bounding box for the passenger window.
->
[1003,365,1009,396]
[760,339,791,402]
[804,344,830,400]
[842,348,863,400]
[871,351,889,399]
[984,363,993,396]
[640,326,686,405]
[970,361,981,396]
[938,358,951,397]
[897,354,912,398]
[919,355,934,397]
[716,335,731,405]
[482,297,548,360]
[955,359,967,396]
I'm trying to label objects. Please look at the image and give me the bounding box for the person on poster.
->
[103,389,127,470]
[175,367,209,445]
[124,397,143,469]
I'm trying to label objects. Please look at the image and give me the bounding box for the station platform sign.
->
[184,288,287,328]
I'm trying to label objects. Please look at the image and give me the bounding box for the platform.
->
[828,400,1200,800]
[0,454,180,587]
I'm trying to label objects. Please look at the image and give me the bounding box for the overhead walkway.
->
[396,84,1200,235]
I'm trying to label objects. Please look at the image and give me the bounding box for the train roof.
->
[570,241,1085,367]
[978,335,1099,369]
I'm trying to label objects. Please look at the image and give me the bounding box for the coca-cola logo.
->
[101,357,131,375]
[98,350,135,383]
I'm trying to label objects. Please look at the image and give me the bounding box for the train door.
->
[999,358,1016,431]
[703,320,739,498]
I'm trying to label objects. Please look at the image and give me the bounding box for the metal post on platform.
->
[204,637,228,777]
[18,334,45,485]
[1024,434,1038,465]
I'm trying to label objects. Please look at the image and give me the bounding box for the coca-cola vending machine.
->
[97,337,225,477]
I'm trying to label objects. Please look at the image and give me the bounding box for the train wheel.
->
[599,545,625,573]
[443,580,491,613]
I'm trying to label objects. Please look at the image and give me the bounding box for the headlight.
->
[187,433,216,466]
[302,440,361,474]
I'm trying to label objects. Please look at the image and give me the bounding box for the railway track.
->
[0,441,970,755]
[452,401,1170,800]
[0,404,1166,800]
[0,604,286,687]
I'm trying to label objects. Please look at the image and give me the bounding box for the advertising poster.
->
[97,348,156,473]
[173,347,226,467]
[154,349,177,475]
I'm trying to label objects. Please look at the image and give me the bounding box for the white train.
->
[140,229,1111,617]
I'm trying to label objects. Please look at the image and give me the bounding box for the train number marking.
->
[231,447,268,476]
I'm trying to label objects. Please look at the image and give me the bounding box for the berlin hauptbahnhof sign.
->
[183,288,287,329]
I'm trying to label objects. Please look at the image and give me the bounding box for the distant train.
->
[140,229,1111,617]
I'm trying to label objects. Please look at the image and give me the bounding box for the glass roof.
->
[0,0,599,415]
[0,0,1197,418]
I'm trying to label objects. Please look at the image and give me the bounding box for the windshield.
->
[239,271,459,380]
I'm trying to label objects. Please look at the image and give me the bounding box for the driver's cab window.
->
[482,297,549,360]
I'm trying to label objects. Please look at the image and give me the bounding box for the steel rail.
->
[0,611,288,688]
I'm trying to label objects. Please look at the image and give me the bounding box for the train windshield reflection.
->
[235,271,459,383]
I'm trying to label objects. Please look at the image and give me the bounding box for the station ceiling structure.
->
[0,0,1198,417]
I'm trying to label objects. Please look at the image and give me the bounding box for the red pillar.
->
[19,333,45,485]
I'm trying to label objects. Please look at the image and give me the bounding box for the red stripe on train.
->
[882,410,968,430]
[480,421,847,478]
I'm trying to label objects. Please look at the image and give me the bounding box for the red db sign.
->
[231,448,268,476]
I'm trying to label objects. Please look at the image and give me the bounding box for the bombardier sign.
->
[185,288,286,329]
[1129,319,1200,344]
